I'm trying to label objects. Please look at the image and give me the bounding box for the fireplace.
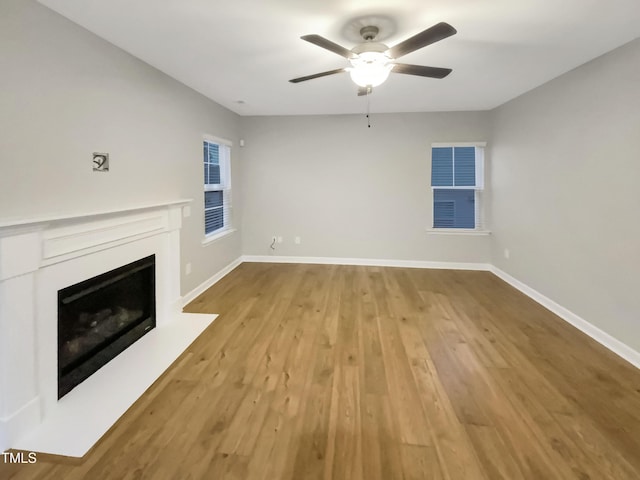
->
[57,255,156,398]
[0,200,218,456]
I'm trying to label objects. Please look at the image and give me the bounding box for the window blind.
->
[453,147,475,186]
[431,147,453,187]
[204,142,221,185]
[433,200,455,228]
[431,145,484,230]
[204,191,224,233]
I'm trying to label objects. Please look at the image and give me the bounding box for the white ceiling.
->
[39,0,640,116]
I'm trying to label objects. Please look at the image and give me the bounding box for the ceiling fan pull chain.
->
[367,90,371,128]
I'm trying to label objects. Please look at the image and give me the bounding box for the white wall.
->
[240,112,491,263]
[490,38,640,352]
[0,0,242,295]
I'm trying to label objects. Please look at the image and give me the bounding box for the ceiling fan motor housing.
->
[351,41,389,56]
[359,25,380,41]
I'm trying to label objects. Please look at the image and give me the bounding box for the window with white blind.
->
[431,143,486,231]
[203,137,232,237]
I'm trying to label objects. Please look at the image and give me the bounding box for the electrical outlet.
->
[294,236,301,245]
[185,262,192,275]
[277,236,283,243]
[504,248,510,260]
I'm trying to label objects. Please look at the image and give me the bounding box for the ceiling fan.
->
[289,22,457,95]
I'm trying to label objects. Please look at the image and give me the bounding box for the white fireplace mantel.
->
[0,201,215,457]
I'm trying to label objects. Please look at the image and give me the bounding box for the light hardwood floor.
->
[3,263,640,479]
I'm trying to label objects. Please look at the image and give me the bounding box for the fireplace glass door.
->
[57,255,156,398]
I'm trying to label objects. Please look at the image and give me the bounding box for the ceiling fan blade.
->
[301,34,355,59]
[289,68,347,83]
[387,22,457,59]
[357,86,372,96]
[392,63,452,79]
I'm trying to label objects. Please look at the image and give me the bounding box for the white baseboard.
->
[181,257,243,307]
[490,266,640,369]
[1,396,41,453]
[241,255,492,271]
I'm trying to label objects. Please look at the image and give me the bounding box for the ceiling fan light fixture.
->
[289,22,457,90]
[348,51,392,87]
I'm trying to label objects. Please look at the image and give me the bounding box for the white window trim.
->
[203,136,233,239]
[202,227,236,245]
[430,142,488,232]
[426,228,491,236]
[431,142,487,148]
[204,135,233,147]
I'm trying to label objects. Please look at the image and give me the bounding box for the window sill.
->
[426,228,491,236]
[202,227,236,246]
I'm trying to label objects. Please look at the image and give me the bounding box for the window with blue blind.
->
[431,144,485,230]
[204,137,232,236]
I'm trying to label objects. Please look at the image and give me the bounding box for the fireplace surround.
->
[0,201,216,457]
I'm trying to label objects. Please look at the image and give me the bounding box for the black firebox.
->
[57,255,156,399]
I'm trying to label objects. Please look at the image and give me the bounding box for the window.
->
[203,137,231,237]
[431,143,485,230]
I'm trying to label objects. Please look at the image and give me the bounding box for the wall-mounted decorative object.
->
[92,153,109,172]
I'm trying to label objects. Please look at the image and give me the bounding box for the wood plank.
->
[465,425,525,480]
[372,270,434,446]
[328,366,363,480]
[400,445,444,480]
[357,269,388,395]
[290,383,335,480]
[245,406,297,480]
[360,394,404,480]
